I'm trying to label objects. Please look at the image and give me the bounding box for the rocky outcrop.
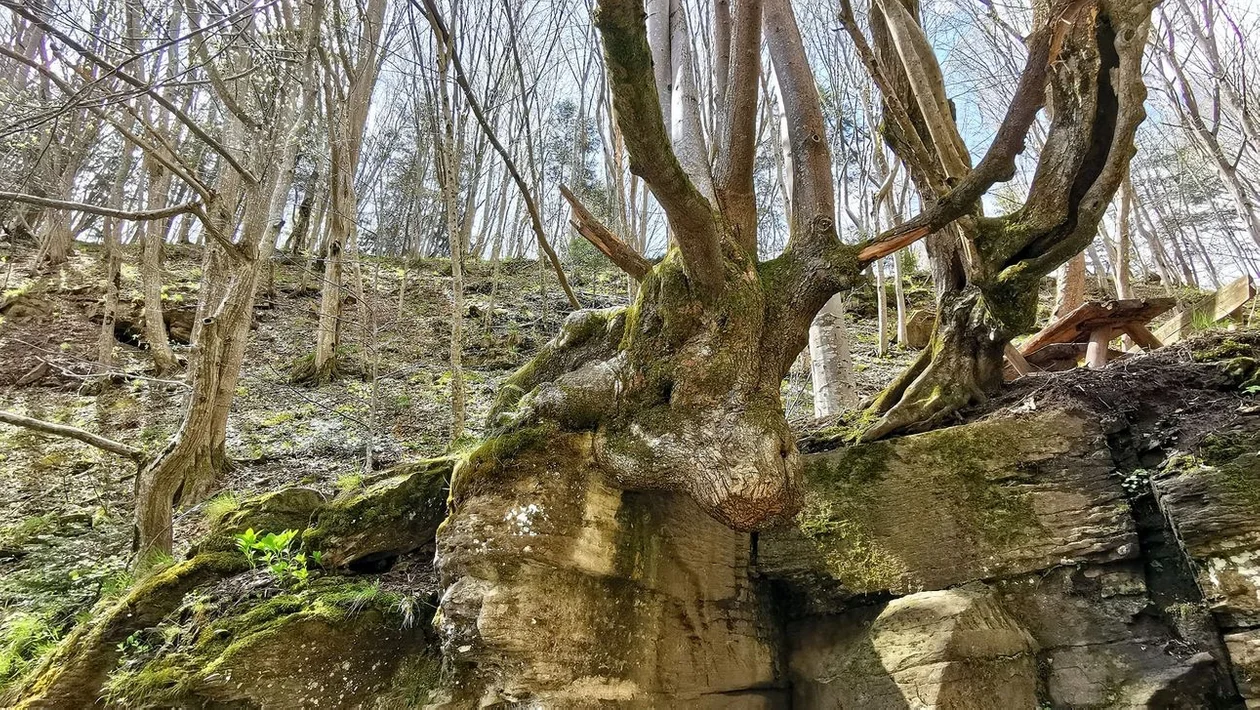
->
[24,338,1260,708]
[436,432,783,707]
[762,403,1238,708]
[1150,425,1260,706]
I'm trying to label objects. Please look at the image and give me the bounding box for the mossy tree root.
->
[861,287,1009,441]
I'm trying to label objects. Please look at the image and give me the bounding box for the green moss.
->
[303,458,451,564]
[795,442,904,592]
[1192,337,1252,363]
[795,491,905,591]
[100,578,407,707]
[796,417,1046,593]
[1190,431,1260,510]
[194,487,326,555]
[377,651,443,708]
[450,424,557,504]
[908,420,1041,548]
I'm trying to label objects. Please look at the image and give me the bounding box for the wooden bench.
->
[1007,298,1176,376]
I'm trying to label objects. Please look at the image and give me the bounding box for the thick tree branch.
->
[856,0,1080,265]
[838,0,947,197]
[765,0,836,245]
[595,0,724,295]
[415,0,581,309]
[561,184,652,280]
[0,410,145,462]
[0,192,201,222]
[712,0,762,253]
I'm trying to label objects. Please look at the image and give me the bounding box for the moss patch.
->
[303,458,452,568]
[101,578,416,707]
[1189,431,1260,510]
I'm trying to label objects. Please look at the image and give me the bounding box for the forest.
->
[2,0,1260,705]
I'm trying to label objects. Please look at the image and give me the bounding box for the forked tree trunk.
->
[852,0,1152,439]
[133,186,270,562]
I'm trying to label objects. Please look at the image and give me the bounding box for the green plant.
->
[235,529,312,585]
[1120,468,1151,496]
[0,613,57,690]
[203,492,241,526]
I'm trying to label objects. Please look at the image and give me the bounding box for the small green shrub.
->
[235,528,315,585]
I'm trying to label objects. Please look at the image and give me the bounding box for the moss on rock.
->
[100,577,430,708]
[303,458,452,568]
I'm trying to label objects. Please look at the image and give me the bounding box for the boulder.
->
[902,309,934,349]
[760,408,1135,610]
[787,587,1038,709]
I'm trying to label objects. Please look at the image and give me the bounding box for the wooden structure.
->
[1153,275,1255,346]
[1009,298,1176,375]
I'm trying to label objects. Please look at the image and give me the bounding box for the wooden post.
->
[1086,327,1112,369]
[1004,342,1032,376]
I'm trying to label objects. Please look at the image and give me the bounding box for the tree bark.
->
[809,294,857,417]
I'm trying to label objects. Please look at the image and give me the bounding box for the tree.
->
[293,0,389,384]
[131,0,325,561]
[842,0,1154,438]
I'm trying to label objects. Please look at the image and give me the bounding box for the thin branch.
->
[855,0,1085,265]
[414,0,581,309]
[594,0,725,295]
[0,192,201,222]
[0,410,146,462]
[2,0,259,185]
[561,184,651,280]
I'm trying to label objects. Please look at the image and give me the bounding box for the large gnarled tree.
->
[843,0,1153,438]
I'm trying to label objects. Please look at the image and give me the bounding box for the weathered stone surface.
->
[437,433,781,707]
[183,611,422,708]
[787,587,1038,709]
[1151,430,1260,628]
[304,457,452,568]
[903,309,934,349]
[1226,629,1260,707]
[194,486,327,555]
[760,408,1136,609]
[1043,645,1220,708]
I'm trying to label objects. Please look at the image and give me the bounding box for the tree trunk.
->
[141,161,178,375]
[1054,252,1087,319]
[809,293,857,417]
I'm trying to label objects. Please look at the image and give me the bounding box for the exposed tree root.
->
[861,287,1008,441]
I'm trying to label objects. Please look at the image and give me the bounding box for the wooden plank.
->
[1153,275,1255,345]
[1018,302,1111,354]
[1004,342,1032,376]
[1086,327,1112,369]
[1122,323,1162,351]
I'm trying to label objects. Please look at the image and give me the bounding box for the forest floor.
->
[0,241,1225,691]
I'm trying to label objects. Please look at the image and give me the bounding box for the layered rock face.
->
[765,407,1237,708]
[437,345,1260,708]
